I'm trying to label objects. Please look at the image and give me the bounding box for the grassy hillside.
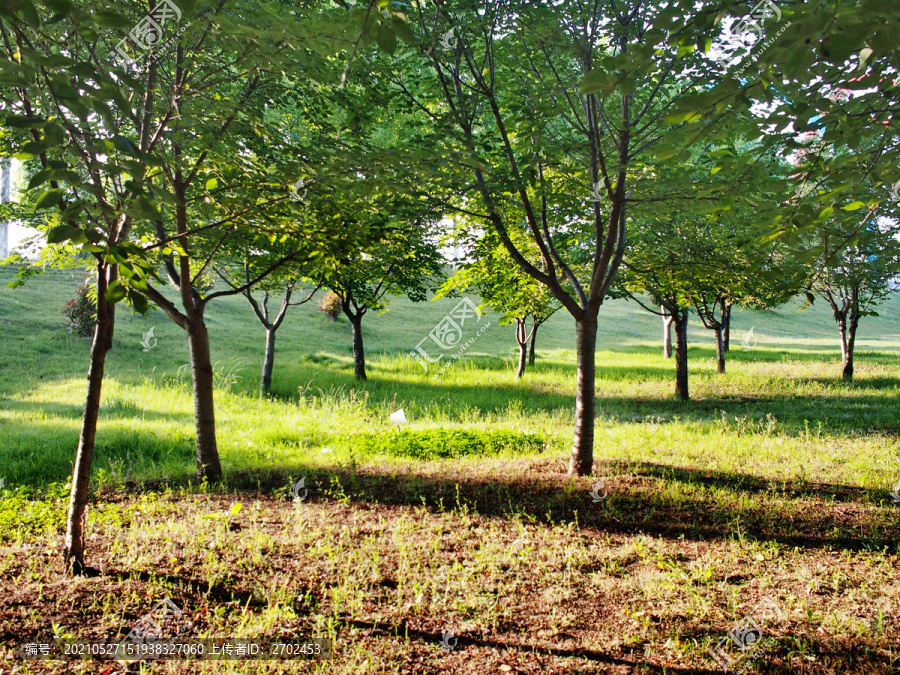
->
[0,266,898,490]
[2,266,899,399]
[1,270,899,674]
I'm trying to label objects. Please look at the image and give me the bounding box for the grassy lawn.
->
[0,269,899,673]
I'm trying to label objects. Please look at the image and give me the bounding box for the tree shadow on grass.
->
[0,395,195,425]
[594,391,900,433]
[96,473,897,675]
[0,414,196,486]
[273,362,900,434]
[217,461,899,554]
[798,376,900,391]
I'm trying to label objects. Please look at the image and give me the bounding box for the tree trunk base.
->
[568,314,598,476]
[188,319,223,483]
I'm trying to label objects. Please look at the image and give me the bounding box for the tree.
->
[438,230,560,379]
[692,283,731,374]
[614,3,899,376]
[622,149,798,397]
[807,218,900,381]
[328,221,444,380]
[395,0,736,474]
[673,214,797,376]
[0,0,184,571]
[690,2,899,260]
[621,213,700,401]
[215,262,320,395]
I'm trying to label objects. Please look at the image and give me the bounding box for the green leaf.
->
[205,177,218,191]
[105,280,127,303]
[124,196,161,221]
[579,69,619,95]
[4,114,46,128]
[59,201,84,220]
[93,9,132,28]
[841,201,866,211]
[391,16,417,45]
[652,146,677,160]
[376,24,397,55]
[43,0,75,12]
[35,189,65,208]
[28,168,81,189]
[128,290,149,314]
[15,0,40,27]
[111,135,141,157]
[665,111,702,124]
[15,139,52,158]
[857,47,873,71]
[46,224,83,244]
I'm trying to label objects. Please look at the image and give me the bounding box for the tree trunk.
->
[64,267,115,574]
[528,321,538,366]
[187,317,223,482]
[662,307,674,359]
[261,326,275,394]
[568,314,598,476]
[673,309,689,401]
[838,318,848,361]
[350,314,367,381]
[842,317,858,381]
[516,341,527,379]
[722,303,732,352]
[714,325,726,374]
[515,318,528,379]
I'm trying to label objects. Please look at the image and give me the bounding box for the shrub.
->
[353,428,545,460]
[62,283,96,338]
[319,291,342,321]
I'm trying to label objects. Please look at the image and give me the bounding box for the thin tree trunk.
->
[842,317,858,381]
[662,307,674,359]
[242,283,300,398]
[528,321,539,366]
[261,326,275,394]
[187,317,223,482]
[673,309,689,401]
[515,318,527,379]
[64,265,115,574]
[723,304,732,352]
[517,341,527,379]
[714,325,726,374]
[350,314,367,381]
[569,314,598,476]
[838,318,848,361]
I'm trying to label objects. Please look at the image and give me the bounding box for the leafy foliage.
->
[439,228,560,327]
[353,428,545,460]
[61,283,96,338]
[319,291,342,321]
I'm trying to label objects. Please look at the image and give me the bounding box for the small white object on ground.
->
[389,408,408,425]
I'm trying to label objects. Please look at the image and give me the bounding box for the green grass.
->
[0,267,898,490]
[0,268,899,673]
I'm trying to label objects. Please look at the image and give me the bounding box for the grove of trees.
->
[0,0,897,572]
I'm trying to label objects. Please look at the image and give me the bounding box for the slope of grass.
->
[1,267,898,490]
